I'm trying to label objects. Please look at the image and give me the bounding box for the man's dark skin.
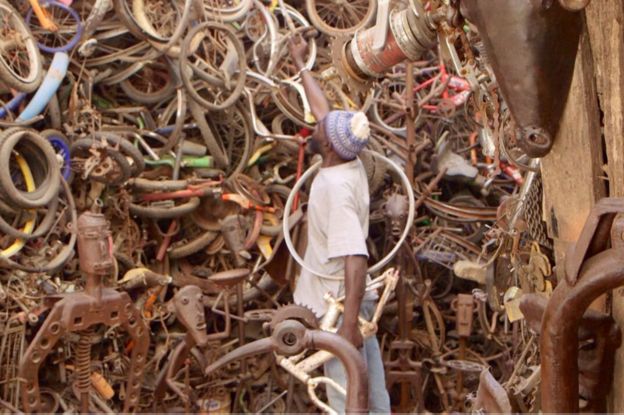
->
[289,35,367,349]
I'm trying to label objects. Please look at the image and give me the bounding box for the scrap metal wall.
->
[540,1,624,410]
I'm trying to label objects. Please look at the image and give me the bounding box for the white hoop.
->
[282,150,415,280]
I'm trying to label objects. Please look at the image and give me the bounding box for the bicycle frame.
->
[28,0,58,31]
[243,72,312,141]
[248,0,316,79]
[275,269,398,414]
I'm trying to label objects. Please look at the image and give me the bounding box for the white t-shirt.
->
[294,158,375,317]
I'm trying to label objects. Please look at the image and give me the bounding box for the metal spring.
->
[75,328,95,394]
[0,319,25,406]
[475,40,489,65]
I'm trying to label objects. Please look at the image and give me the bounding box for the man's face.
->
[308,119,328,156]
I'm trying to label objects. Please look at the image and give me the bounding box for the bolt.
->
[283,332,297,346]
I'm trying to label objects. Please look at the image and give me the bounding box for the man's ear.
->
[321,139,332,152]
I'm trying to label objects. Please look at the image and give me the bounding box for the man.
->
[289,35,391,414]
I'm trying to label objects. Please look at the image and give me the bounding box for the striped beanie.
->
[323,110,370,160]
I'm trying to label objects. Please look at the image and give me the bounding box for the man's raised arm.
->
[288,36,330,122]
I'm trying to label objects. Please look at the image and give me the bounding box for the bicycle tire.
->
[370,85,408,137]
[45,92,62,129]
[272,87,309,128]
[16,51,69,122]
[0,197,16,216]
[129,196,200,219]
[129,178,188,192]
[0,128,61,208]
[119,60,176,104]
[25,0,84,53]
[180,22,247,111]
[0,1,43,92]
[114,0,185,43]
[132,0,180,42]
[272,5,317,81]
[0,151,36,258]
[306,0,376,36]
[1,177,78,273]
[85,39,153,67]
[0,189,59,240]
[169,230,218,259]
[0,141,58,240]
[113,0,157,41]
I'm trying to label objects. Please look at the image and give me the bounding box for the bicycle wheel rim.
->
[0,2,42,89]
[25,0,84,53]
[180,22,247,111]
[306,0,376,36]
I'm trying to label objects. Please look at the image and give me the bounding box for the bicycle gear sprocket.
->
[269,304,319,331]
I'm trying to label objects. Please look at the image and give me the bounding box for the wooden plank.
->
[585,2,624,411]
[540,24,606,281]
[586,2,624,198]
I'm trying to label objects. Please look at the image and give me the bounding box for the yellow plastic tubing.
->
[2,153,36,257]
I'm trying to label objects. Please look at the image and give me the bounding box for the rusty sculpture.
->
[17,212,150,413]
[382,194,422,412]
[521,294,621,412]
[520,199,624,413]
[458,0,584,157]
[153,269,249,406]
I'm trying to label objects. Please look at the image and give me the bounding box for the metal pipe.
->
[205,338,274,375]
[541,248,624,412]
[306,330,368,413]
[205,321,368,414]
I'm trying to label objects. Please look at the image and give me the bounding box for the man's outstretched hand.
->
[288,36,308,69]
[338,322,364,349]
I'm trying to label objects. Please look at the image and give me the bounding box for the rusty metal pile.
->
[0,0,609,413]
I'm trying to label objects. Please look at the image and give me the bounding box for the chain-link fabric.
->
[524,174,552,249]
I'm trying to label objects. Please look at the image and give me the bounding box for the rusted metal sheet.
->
[460,0,582,157]
[526,202,624,413]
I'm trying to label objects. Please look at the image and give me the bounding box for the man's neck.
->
[322,151,350,168]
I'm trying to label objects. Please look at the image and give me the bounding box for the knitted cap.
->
[323,111,370,160]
